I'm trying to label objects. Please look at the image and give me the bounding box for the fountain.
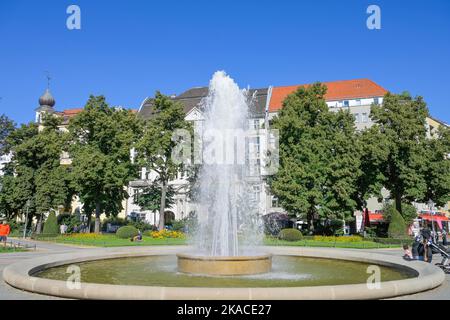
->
[177,71,272,275]
[3,71,443,300]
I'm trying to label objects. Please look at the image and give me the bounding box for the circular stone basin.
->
[3,247,446,300]
[35,255,415,287]
[177,253,272,276]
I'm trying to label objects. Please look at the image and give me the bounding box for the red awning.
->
[369,213,384,222]
[419,214,449,222]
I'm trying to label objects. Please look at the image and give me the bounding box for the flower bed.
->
[148,230,185,239]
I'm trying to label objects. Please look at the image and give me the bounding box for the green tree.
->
[4,116,71,233]
[368,92,429,214]
[69,96,141,233]
[423,125,450,207]
[268,83,361,232]
[355,126,390,209]
[136,184,175,222]
[136,92,191,230]
[0,114,15,155]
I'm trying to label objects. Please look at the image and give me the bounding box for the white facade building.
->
[0,153,12,176]
[127,79,390,227]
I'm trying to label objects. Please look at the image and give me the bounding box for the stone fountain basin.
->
[2,246,446,300]
[177,253,272,276]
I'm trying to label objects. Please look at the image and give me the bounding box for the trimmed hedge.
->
[388,208,407,238]
[116,226,139,239]
[42,212,59,236]
[278,228,303,241]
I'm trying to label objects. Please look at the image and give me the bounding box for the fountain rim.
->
[176,253,272,261]
[3,246,445,300]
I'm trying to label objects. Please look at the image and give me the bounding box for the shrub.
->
[171,219,186,232]
[42,212,59,236]
[57,213,80,233]
[400,203,418,225]
[116,226,139,239]
[278,228,303,241]
[127,220,154,231]
[101,217,127,232]
[387,208,407,239]
[383,202,417,225]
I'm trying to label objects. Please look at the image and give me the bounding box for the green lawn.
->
[0,246,27,253]
[38,234,187,247]
[34,233,402,249]
[263,237,400,249]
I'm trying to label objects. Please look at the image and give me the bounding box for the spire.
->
[38,89,56,108]
[37,72,56,110]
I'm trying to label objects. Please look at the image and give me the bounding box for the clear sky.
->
[0,0,449,125]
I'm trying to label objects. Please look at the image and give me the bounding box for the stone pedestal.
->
[177,253,272,276]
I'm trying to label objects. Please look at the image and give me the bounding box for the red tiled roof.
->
[62,108,84,117]
[269,79,388,112]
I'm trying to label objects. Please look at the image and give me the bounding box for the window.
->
[252,185,261,202]
[361,113,368,123]
[253,119,260,130]
[354,113,360,123]
[374,97,380,105]
[343,100,349,107]
[355,99,361,106]
[271,197,279,208]
[133,189,140,203]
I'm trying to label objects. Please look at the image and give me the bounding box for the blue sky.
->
[0,0,449,125]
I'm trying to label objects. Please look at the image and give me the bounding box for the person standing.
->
[0,220,11,247]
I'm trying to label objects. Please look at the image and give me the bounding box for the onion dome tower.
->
[35,74,56,123]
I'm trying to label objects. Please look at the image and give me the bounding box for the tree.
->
[3,116,71,233]
[136,184,175,225]
[354,126,390,209]
[69,96,141,233]
[423,125,450,207]
[268,83,361,232]
[368,92,429,214]
[0,114,15,155]
[136,92,191,230]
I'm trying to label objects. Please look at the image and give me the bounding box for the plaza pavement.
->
[0,239,448,300]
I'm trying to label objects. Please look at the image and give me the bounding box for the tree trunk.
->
[36,214,43,234]
[86,214,92,233]
[307,210,315,234]
[94,202,101,234]
[395,192,402,214]
[158,180,167,231]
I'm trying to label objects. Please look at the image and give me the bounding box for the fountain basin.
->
[3,246,446,300]
[177,253,272,276]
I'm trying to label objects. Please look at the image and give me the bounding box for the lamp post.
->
[23,200,31,239]
[428,199,436,241]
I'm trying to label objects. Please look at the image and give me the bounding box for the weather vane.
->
[45,71,51,89]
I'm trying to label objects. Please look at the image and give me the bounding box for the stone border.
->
[2,246,445,300]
